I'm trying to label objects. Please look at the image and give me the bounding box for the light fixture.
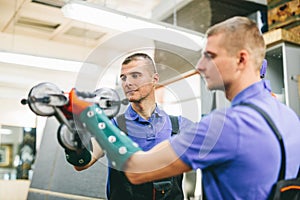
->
[0,128,12,135]
[0,51,84,72]
[62,0,204,51]
[24,127,32,132]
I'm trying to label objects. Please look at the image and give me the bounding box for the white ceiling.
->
[0,0,193,128]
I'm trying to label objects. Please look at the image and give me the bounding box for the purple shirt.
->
[170,80,300,199]
[112,105,182,151]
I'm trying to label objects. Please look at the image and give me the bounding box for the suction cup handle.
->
[21,98,28,105]
[76,91,96,99]
[121,98,129,105]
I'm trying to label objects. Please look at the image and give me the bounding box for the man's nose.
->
[196,57,206,72]
[123,78,133,87]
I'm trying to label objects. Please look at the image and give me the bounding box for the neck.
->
[131,98,156,120]
[226,72,261,101]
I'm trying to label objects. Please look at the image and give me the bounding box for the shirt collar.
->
[231,80,272,106]
[124,104,163,121]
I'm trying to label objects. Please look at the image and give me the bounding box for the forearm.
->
[124,140,191,184]
[74,137,104,171]
[74,156,97,171]
[79,104,141,170]
[78,104,191,182]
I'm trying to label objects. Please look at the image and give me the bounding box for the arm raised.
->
[125,140,191,184]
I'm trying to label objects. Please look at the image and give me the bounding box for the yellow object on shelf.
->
[267,0,300,31]
[263,28,300,47]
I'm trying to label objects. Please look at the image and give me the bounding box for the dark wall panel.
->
[27,117,108,200]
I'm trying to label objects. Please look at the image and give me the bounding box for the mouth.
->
[126,90,137,95]
[200,74,209,80]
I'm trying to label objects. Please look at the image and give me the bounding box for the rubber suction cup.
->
[27,82,66,116]
[57,120,92,151]
[94,87,121,118]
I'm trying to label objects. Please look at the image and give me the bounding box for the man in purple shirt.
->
[63,16,300,200]
[67,53,188,200]
[107,53,186,200]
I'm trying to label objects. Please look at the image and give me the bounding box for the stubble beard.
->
[127,89,152,104]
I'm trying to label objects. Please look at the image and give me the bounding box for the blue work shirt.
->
[112,104,181,151]
[170,80,300,200]
[107,105,187,200]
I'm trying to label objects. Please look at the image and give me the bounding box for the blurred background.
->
[0,0,299,199]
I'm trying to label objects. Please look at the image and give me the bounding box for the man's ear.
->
[239,56,244,64]
[237,50,248,69]
[153,73,159,84]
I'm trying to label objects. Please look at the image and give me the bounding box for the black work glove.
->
[64,148,92,167]
[57,122,92,167]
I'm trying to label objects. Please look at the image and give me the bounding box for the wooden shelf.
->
[263,28,300,47]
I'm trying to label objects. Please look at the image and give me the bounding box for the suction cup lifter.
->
[21,82,128,119]
[21,82,129,151]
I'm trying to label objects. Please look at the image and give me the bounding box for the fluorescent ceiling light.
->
[0,51,83,72]
[0,128,12,135]
[62,1,204,51]
[24,127,32,132]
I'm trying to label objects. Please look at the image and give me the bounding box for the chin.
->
[206,82,225,91]
[127,97,134,102]
[206,84,214,91]
[208,86,225,91]
[127,96,137,102]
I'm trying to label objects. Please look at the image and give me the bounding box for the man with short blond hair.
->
[64,16,300,200]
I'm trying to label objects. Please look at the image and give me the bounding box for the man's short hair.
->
[122,53,157,74]
[206,16,266,69]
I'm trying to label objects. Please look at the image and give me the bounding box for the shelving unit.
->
[264,28,300,115]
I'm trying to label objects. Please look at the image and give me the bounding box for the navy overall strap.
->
[116,113,127,133]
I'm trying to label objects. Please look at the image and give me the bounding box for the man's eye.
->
[131,73,139,79]
[120,76,126,81]
[204,52,215,60]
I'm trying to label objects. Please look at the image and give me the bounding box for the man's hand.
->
[58,88,98,168]
[73,137,105,171]
[65,147,92,167]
